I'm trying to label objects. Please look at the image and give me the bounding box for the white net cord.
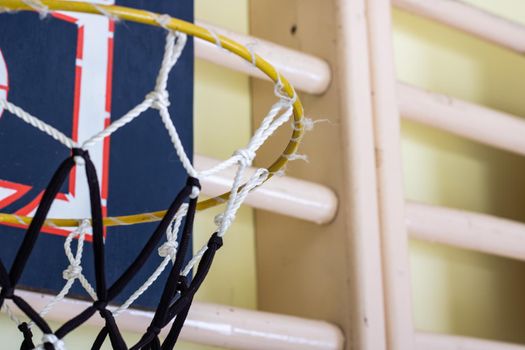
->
[0,15,303,347]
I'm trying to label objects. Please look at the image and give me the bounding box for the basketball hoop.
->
[0,0,305,228]
[0,1,307,349]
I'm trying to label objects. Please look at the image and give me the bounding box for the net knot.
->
[189,186,200,199]
[186,177,201,188]
[18,322,34,349]
[40,334,65,350]
[177,275,189,292]
[92,4,120,22]
[234,148,256,167]
[72,148,89,165]
[147,325,162,336]
[274,73,297,105]
[73,156,85,166]
[22,0,49,19]
[72,148,88,157]
[158,240,179,262]
[214,213,235,229]
[245,42,258,66]
[0,287,14,299]
[146,90,170,110]
[208,232,224,249]
[93,300,108,312]
[98,307,113,320]
[17,322,33,337]
[62,264,82,280]
[155,14,172,30]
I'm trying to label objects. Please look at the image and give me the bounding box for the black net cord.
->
[95,178,199,350]
[12,294,52,334]
[160,295,193,350]
[129,186,200,350]
[86,178,200,350]
[84,151,129,349]
[92,327,109,349]
[160,233,223,349]
[154,184,200,325]
[107,177,198,300]
[57,177,197,343]
[0,148,114,348]
[130,231,223,350]
[18,322,35,350]
[169,233,223,319]
[9,154,77,285]
[84,149,107,301]
[0,153,78,340]
[0,147,222,350]
[52,148,110,338]
[55,304,99,338]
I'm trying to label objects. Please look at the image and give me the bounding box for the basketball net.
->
[0,2,307,349]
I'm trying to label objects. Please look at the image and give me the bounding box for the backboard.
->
[0,0,194,310]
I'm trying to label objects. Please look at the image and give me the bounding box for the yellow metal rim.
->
[0,0,305,227]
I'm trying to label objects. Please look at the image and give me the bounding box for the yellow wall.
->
[395,0,525,343]
[193,0,255,311]
[0,0,253,348]
[185,0,255,348]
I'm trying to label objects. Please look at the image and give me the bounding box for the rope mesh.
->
[0,12,300,350]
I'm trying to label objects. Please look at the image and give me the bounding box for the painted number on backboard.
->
[0,5,115,236]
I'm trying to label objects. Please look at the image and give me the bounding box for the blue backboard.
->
[0,0,194,310]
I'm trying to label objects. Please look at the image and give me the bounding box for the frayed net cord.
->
[181,75,296,276]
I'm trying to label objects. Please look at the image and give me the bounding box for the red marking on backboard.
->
[13,191,92,240]
[105,24,114,113]
[76,26,85,60]
[0,180,31,209]
[15,191,68,216]
[69,62,83,197]
[0,15,113,241]
[102,21,114,200]
[51,12,78,23]
[102,118,111,199]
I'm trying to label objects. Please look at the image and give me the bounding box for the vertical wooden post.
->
[251,0,387,349]
[366,0,415,349]
[335,0,387,348]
